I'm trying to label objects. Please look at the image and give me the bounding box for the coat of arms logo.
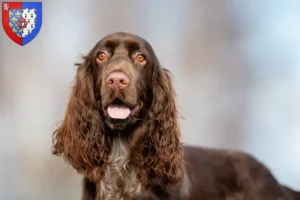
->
[2,2,42,46]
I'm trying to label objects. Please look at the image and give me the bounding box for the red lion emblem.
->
[16,17,27,28]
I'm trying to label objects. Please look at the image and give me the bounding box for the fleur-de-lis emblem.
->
[16,11,21,17]
[3,3,9,11]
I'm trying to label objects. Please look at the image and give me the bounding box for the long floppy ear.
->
[52,55,110,182]
[140,63,184,188]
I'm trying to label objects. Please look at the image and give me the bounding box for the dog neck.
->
[96,136,156,200]
[96,123,189,200]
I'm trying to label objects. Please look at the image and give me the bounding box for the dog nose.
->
[106,71,129,90]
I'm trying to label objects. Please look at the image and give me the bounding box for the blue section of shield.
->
[22,2,42,46]
[9,9,23,38]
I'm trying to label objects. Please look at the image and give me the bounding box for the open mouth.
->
[106,99,139,120]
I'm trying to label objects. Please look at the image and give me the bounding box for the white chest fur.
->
[97,137,144,200]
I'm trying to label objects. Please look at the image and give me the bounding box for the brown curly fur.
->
[130,67,183,188]
[52,32,183,186]
[52,55,111,181]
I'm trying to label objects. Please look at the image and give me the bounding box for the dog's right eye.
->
[97,53,107,62]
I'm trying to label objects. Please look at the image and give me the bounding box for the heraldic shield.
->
[2,2,42,46]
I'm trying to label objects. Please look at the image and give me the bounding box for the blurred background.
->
[0,0,299,199]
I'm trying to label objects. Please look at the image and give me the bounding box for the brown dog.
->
[52,32,299,200]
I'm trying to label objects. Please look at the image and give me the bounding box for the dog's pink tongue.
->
[107,105,130,119]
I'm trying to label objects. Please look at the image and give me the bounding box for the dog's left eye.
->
[136,54,146,63]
